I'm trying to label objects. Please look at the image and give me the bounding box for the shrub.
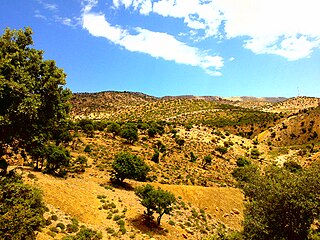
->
[151,149,160,163]
[0,174,46,239]
[215,146,228,155]
[203,155,212,168]
[250,148,260,159]
[57,222,65,230]
[236,157,251,167]
[283,160,302,173]
[190,151,198,163]
[84,145,92,153]
[63,226,102,239]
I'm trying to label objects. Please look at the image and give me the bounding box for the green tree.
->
[120,123,138,144]
[0,173,46,239]
[111,152,149,183]
[135,184,176,225]
[203,155,212,168]
[0,27,71,169]
[240,163,320,240]
[106,122,121,138]
[45,144,70,175]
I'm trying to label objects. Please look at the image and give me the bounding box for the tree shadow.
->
[109,179,135,191]
[129,214,169,237]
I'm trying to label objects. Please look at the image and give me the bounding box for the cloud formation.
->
[82,3,224,76]
[113,0,320,61]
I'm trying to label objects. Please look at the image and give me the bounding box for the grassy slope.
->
[17,92,320,239]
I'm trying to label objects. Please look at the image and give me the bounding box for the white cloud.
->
[81,0,98,13]
[37,0,57,11]
[82,12,223,75]
[112,0,320,60]
[55,16,81,28]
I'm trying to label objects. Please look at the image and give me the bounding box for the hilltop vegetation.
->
[1,27,320,240]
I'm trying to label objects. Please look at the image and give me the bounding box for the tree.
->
[135,184,176,225]
[202,155,212,168]
[239,163,320,240]
[0,27,71,168]
[120,123,138,144]
[0,172,46,239]
[111,152,149,183]
[106,122,121,138]
[45,144,70,174]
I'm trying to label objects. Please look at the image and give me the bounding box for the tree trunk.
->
[157,212,165,226]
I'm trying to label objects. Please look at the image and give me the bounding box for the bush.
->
[215,146,228,155]
[236,157,251,167]
[250,148,260,159]
[84,145,92,153]
[283,160,302,173]
[151,149,160,163]
[111,152,150,183]
[190,151,198,163]
[63,226,102,240]
[0,173,46,239]
[203,155,212,167]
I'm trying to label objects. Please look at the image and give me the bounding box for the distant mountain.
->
[224,96,287,103]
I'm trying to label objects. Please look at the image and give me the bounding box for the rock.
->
[185,228,194,235]
[223,213,229,217]
[215,207,219,211]
[232,208,240,214]
[182,233,188,239]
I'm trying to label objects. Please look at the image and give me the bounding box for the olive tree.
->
[0,27,71,170]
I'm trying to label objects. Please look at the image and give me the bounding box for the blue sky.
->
[1,0,320,97]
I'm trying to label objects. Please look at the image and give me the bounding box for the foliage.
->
[111,152,150,183]
[250,148,260,159]
[236,157,251,167]
[153,140,166,153]
[63,226,102,240]
[203,155,212,168]
[283,160,302,173]
[120,123,138,144]
[232,164,259,186]
[175,138,185,147]
[215,146,228,155]
[190,151,198,163]
[45,144,70,174]
[135,184,176,225]
[241,163,320,240]
[151,149,160,163]
[0,173,46,239]
[106,122,121,138]
[0,27,71,170]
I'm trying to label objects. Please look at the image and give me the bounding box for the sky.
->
[1,0,320,98]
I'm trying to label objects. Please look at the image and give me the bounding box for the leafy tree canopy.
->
[238,163,320,240]
[111,151,149,183]
[0,27,71,168]
[135,184,176,225]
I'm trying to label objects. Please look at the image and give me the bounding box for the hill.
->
[7,91,320,239]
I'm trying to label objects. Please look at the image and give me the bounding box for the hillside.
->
[7,91,320,239]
